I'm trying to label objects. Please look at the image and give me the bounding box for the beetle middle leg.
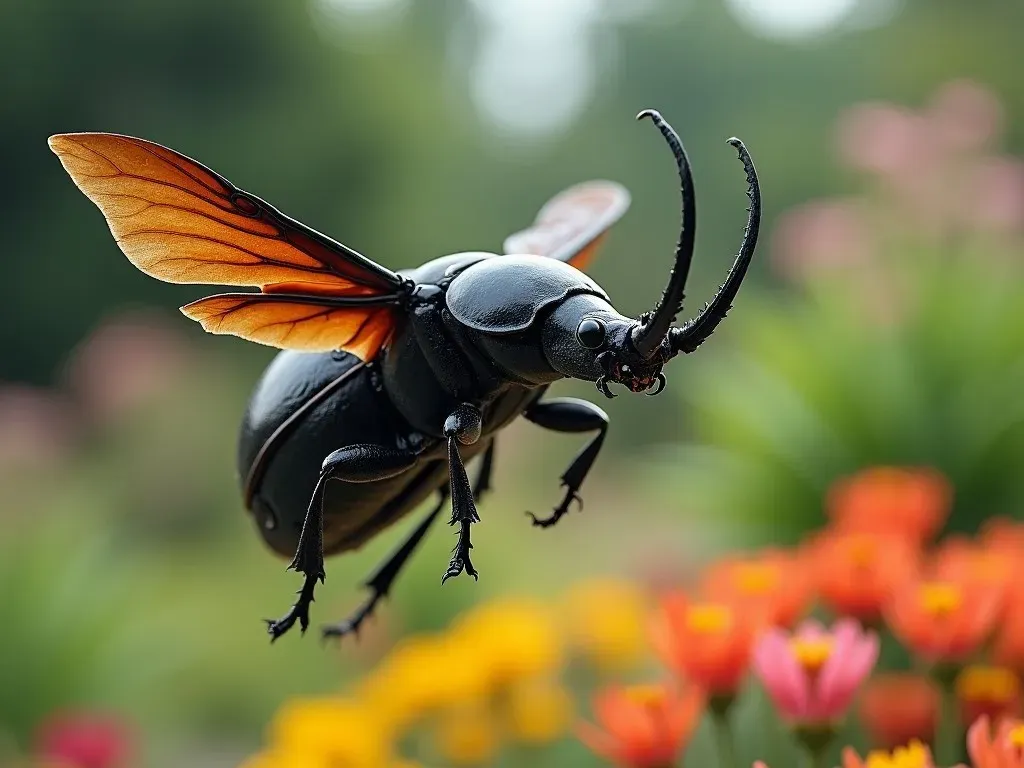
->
[321,439,496,641]
[522,397,609,529]
[265,444,418,642]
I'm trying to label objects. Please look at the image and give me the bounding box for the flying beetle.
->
[49,109,761,642]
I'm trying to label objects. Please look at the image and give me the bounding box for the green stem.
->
[934,665,960,768]
[802,743,829,768]
[711,708,737,768]
[795,725,835,768]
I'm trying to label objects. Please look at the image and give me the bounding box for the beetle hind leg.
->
[522,397,609,529]
[265,444,418,643]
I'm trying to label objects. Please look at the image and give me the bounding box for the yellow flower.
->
[449,597,563,688]
[359,633,492,732]
[503,676,574,744]
[433,700,500,766]
[268,696,391,768]
[561,578,649,673]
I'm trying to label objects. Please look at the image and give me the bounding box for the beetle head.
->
[569,110,762,399]
[541,293,668,396]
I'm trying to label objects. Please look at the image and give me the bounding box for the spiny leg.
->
[441,403,484,583]
[522,397,608,529]
[321,439,495,641]
[265,444,417,642]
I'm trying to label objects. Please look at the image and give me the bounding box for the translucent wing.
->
[181,292,396,358]
[502,181,630,270]
[49,132,403,358]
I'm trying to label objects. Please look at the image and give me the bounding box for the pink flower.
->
[752,618,879,725]
[34,711,133,768]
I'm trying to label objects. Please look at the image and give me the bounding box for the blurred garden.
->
[2,0,1024,766]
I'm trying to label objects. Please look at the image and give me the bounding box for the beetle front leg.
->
[522,397,609,529]
[441,403,484,584]
[265,444,418,642]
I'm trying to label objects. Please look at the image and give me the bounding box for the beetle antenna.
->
[669,138,761,357]
[631,109,697,360]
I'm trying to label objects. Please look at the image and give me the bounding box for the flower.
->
[840,740,935,768]
[651,594,754,696]
[503,676,574,744]
[33,712,133,768]
[957,666,1022,726]
[967,715,1024,768]
[810,531,920,623]
[701,549,812,629]
[433,700,500,766]
[561,578,650,673]
[858,673,939,749]
[826,467,952,544]
[887,579,1001,662]
[933,538,1015,609]
[448,597,564,688]
[577,683,704,768]
[269,696,391,768]
[752,619,879,725]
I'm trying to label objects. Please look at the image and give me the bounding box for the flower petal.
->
[753,629,809,719]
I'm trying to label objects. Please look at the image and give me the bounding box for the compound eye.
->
[576,318,606,349]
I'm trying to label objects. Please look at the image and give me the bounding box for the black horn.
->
[669,138,761,357]
[630,109,697,359]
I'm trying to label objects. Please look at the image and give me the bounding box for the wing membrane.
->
[503,181,630,270]
[50,132,405,359]
[48,132,400,292]
[182,293,396,360]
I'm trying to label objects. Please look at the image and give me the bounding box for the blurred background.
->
[2,0,1023,765]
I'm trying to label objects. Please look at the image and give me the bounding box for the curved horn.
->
[669,138,761,357]
[630,109,696,359]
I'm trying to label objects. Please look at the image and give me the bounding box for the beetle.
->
[49,109,761,642]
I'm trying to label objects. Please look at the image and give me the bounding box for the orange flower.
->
[994,587,1024,673]
[577,683,704,768]
[810,531,920,623]
[933,538,1015,609]
[701,549,812,629]
[967,715,1024,768]
[982,518,1024,557]
[841,740,935,768]
[858,673,939,748]
[652,593,754,696]
[886,578,1001,662]
[957,666,1022,727]
[827,467,951,544]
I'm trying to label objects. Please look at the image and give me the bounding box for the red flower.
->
[810,530,920,623]
[701,549,812,629]
[886,578,1000,663]
[826,467,951,544]
[34,712,132,768]
[858,673,939,748]
[651,593,755,697]
[577,683,704,768]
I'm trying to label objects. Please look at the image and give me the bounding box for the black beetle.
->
[49,109,761,642]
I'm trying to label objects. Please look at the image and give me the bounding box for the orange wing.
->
[502,181,630,270]
[49,132,404,358]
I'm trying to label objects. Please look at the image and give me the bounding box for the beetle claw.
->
[645,373,667,396]
[596,375,617,399]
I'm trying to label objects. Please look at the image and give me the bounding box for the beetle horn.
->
[630,110,697,360]
[668,137,761,358]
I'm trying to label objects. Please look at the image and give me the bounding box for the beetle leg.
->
[522,397,609,529]
[441,403,484,584]
[321,440,495,641]
[265,444,418,643]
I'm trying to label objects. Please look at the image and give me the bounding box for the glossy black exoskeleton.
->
[50,110,761,642]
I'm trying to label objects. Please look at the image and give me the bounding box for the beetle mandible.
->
[49,109,761,642]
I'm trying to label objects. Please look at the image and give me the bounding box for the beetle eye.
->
[576,318,606,349]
